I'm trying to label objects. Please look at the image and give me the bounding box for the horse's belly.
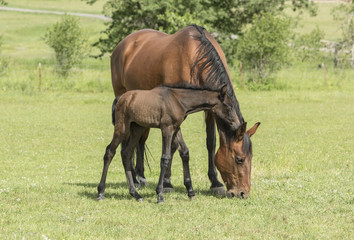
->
[127,96,162,128]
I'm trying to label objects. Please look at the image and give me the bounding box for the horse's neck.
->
[174,89,218,115]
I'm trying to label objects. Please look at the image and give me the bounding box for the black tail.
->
[111,96,120,125]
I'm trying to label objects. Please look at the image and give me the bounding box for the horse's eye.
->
[235,157,244,164]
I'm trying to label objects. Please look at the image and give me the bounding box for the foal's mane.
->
[190,24,244,126]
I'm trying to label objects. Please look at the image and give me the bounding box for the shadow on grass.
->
[64,181,220,201]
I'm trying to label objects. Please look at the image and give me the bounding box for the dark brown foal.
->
[97,85,238,203]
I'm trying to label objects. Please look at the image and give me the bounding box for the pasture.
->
[0,1,353,239]
[1,89,352,239]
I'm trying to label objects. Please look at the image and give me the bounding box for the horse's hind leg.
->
[205,111,225,196]
[121,124,146,201]
[135,128,150,187]
[175,130,195,199]
[97,133,121,201]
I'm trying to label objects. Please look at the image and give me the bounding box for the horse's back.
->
[111,26,203,96]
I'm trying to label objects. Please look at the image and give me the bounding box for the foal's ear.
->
[219,85,227,102]
[247,122,261,137]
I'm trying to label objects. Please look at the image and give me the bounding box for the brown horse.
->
[97,85,238,203]
[110,24,259,197]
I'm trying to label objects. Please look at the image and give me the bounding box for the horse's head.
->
[215,122,260,199]
[213,86,240,131]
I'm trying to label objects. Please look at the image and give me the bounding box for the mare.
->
[110,24,260,198]
[97,85,238,203]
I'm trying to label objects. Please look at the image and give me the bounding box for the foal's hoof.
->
[163,182,174,193]
[157,194,164,204]
[210,186,226,196]
[97,193,104,201]
[132,192,143,202]
[137,176,149,187]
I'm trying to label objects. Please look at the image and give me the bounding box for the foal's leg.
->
[156,127,174,203]
[97,133,122,201]
[135,128,150,186]
[175,130,195,199]
[121,126,146,201]
[205,111,225,196]
[162,135,178,193]
[162,150,174,192]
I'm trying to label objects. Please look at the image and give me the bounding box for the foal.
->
[97,85,238,203]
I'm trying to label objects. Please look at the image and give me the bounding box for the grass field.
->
[0,89,352,239]
[4,0,106,14]
[0,1,353,239]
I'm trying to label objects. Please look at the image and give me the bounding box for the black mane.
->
[190,24,244,125]
[161,83,221,92]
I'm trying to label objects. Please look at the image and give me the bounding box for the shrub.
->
[331,2,354,68]
[44,15,88,76]
[236,13,292,85]
[294,26,325,63]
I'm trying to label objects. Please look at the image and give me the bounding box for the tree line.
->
[1,0,353,86]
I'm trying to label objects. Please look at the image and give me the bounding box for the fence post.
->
[321,62,328,87]
[38,63,42,91]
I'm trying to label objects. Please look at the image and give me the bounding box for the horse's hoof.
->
[138,176,149,187]
[132,192,143,201]
[189,195,195,201]
[157,194,164,204]
[163,182,174,193]
[210,186,226,196]
[97,193,104,201]
[163,187,174,193]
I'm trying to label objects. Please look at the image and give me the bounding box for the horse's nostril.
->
[240,191,245,199]
[226,191,236,198]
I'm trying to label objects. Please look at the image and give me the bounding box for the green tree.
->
[93,0,205,57]
[44,15,88,76]
[85,0,317,58]
[236,13,292,84]
[332,1,354,68]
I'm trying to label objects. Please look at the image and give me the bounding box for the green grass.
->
[0,11,106,58]
[5,0,105,14]
[0,89,352,239]
[285,1,342,41]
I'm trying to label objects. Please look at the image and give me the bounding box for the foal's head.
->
[212,86,239,131]
[215,122,260,199]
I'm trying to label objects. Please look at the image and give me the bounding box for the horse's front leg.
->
[205,111,225,196]
[156,127,174,204]
[97,133,122,201]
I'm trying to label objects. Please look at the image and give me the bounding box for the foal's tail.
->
[111,96,121,125]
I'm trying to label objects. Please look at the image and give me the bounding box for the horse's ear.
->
[236,122,247,141]
[247,122,260,137]
[219,85,227,102]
